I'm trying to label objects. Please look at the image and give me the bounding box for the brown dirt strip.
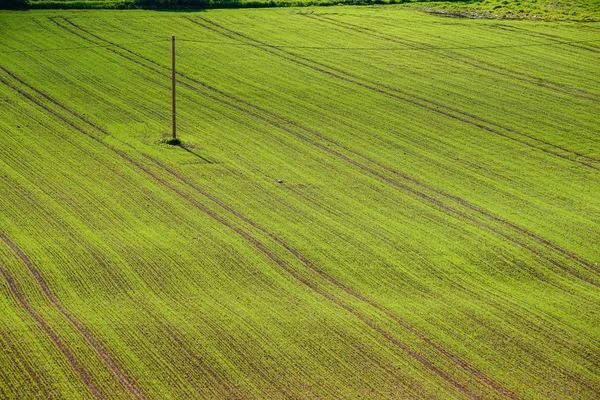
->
[13,21,599,392]
[0,235,105,400]
[1,71,485,399]
[308,14,600,104]
[191,17,600,170]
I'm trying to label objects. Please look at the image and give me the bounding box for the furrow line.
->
[308,14,600,104]
[191,17,600,170]
[0,237,105,400]
[150,155,523,399]
[60,17,165,69]
[5,55,513,395]
[0,336,49,398]
[61,13,599,168]
[174,45,599,276]
[2,72,485,399]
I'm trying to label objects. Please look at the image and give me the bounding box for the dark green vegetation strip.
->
[4,0,600,22]
[1,6,599,399]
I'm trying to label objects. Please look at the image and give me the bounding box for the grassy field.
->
[412,0,600,21]
[1,5,599,399]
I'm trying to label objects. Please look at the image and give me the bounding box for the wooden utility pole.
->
[172,34,176,140]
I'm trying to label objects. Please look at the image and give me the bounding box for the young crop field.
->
[0,4,599,399]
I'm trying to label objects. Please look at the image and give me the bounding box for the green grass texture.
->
[412,0,600,21]
[1,5,599,399]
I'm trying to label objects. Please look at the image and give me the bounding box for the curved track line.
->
[307,14,600,104]
[190,17,600,171]
[489,24,600,54]
[180,19,600,281]
[147,156,523,400]
[0,235,105,400]
[2,71,484,399]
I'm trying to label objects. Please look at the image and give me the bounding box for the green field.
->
[1,5,599,399]
[412,0,600,21]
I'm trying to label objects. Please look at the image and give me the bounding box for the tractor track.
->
[0,234,106,400]
[49,17,600,282]
[307,14,600,104]
[289,182,600,358]
[189,17,600,171]
[2,67,493,400]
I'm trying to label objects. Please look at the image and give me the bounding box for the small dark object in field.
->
[160,137,181,146]
[277,179,283,184]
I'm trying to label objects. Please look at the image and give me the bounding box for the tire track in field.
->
[0,65,518,398]
[190,17,600,171]
[306,14,600,104]
[182,17,600,277]
[1,69,486,400]
[0,84,146,400]
[0,235,105,400]
[20,17,600,392]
